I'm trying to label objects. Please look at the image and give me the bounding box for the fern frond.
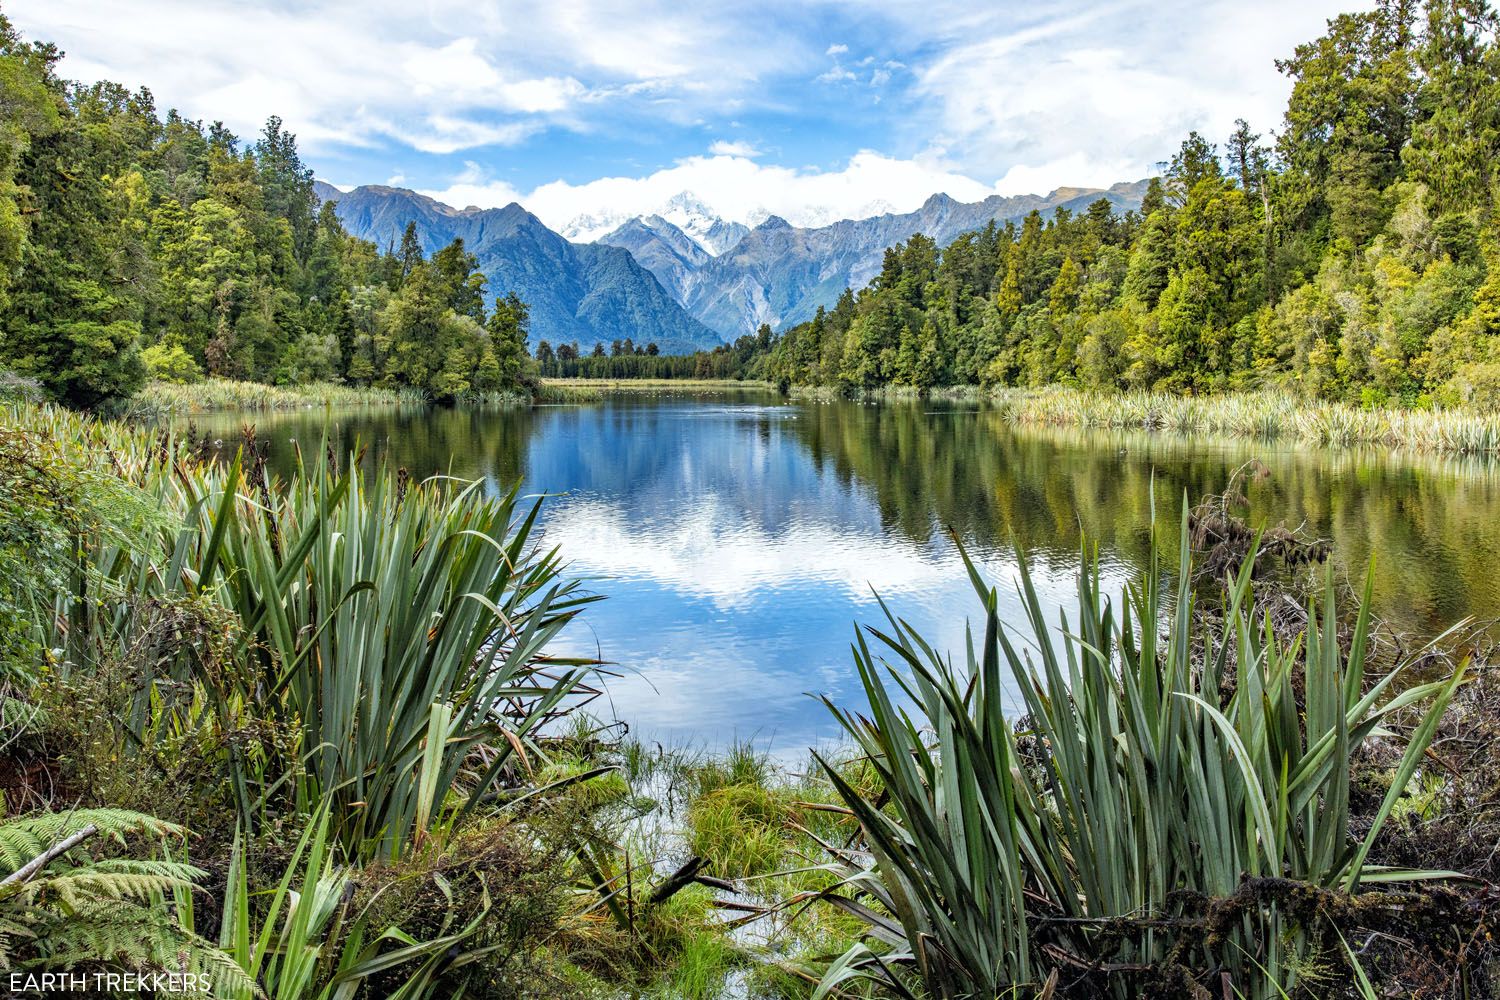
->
[0,808,188,879]
[79,858,208,881]
[29,870,199,907]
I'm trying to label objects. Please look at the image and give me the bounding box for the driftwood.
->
[647,855,738,905]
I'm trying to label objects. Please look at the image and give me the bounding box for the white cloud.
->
[420,149,1004,230]
[6,0,812,155]
[901,0,1347,188]
[707,139,761,157]
[9,0,1355,218]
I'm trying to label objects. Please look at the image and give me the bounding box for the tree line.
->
[0,12,531,406]
[7,1,1500,409]
[726,0,1500,408]
[534,326,773,379]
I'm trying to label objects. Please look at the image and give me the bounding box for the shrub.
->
[809,515,1464,998]
[140,343,203,384]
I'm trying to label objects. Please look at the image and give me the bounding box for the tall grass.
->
[212,806,498,999]
[122,378,422,415]
[811,513,1464,998]
[988,387,1500,454]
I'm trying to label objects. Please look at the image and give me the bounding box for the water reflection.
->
[182,392,1500,751]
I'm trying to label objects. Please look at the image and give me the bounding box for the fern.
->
[0,808,186,874]
[0,808,254,994]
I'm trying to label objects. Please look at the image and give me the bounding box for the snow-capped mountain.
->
[562,192,748,257]
[652,193,750,256]
[791,199,900,229]
[606,182,1152,338]
[558,209,634,245]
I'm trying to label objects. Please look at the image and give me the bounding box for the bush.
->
[1438,361,1500,411]
[139,343,203,384]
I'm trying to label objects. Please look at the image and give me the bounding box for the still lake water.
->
[189,388,1500,754]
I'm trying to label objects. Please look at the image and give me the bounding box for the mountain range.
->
[313,182,721,354]
[597,182,1150,336]
[315,180,1148,350]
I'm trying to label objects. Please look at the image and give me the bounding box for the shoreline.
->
[791,384,1500,455]
[112,377,1500,455]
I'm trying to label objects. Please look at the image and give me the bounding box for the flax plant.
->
[22,403,601,861]
[176,450,601,858]
[813,512,1464,999]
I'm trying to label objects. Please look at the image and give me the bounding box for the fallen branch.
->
[1,823,99,886]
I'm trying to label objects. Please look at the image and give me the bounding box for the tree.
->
[486,291,530,387]
[397,222,423,281]
[431,238,485,321]
[1167,132,1222,204]
[0,43,146,405]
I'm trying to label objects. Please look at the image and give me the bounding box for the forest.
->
[577,0,1500,409]
[0,12,532,407]
[8,3,1500,413]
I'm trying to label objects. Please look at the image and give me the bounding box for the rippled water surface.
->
[187,389,1500,752]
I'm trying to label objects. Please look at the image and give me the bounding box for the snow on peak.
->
[562,192,745,256]
[560,208,635,245]
[655,193,746,255]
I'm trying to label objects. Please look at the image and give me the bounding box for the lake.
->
[185,388,1500,754]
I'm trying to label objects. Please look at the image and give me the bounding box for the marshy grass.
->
[123,377,421,414]
[988,386,1500,454]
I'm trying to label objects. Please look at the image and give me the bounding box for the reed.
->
[122,378,420,415]
[987,387,1500,454]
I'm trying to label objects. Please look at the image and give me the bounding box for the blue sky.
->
[11,0,1355,230]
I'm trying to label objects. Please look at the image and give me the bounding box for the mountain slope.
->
[676,182,1150,337]
[317,184,722,353]
[597,215,712,301]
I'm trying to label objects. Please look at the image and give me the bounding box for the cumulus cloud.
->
[421,149,1002,230]
[900,0,1343,189]
[9,0,1353,218]
[6,0,811,154]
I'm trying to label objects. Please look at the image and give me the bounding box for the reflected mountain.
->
[183,392,1500,748]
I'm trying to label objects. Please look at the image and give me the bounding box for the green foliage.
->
[0,807,251,991]
[21,405,602,860]
[0,402,650,998]
[0,18,537,407]
[0,406,165,683]
[807,516,1464,998]
[139,342,202,383]
[213,807,498,1000]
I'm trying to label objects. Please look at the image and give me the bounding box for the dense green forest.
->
[10,1,1500,410]
[0,11,532,406]
[533,326,772,379]
[567,0,1500,408]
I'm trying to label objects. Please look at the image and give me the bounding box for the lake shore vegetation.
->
[1,0,1498,997]
[5,395,1495,996]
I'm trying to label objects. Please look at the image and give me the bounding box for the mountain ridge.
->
[315,183,721,353]
[598,181,1151,336]
[318,179,1151,347]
